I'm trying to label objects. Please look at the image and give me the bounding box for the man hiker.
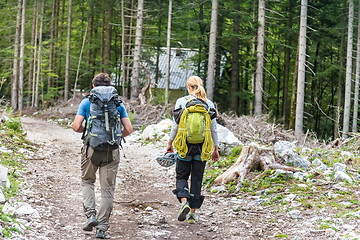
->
[72,73,132,239]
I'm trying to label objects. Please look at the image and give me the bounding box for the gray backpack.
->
[84,86,123,151]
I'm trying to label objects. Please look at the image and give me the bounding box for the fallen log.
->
[214,145,298,185]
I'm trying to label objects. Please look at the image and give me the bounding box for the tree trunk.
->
[154,3,162,95]
[295,0,308,139]
[313,42,321,132]
[206,0,218,101]
[31,0,39,108]
[130,0,144,100]
[276,53,281,118]
[164,0,172,105]
[214,145,297,185]
[197,3,204,75]
[352,2,360,133]
[73,26,87,95]
[64,0,72,101]
[254,0,265,117]
[86,3,93,90]
[28,1,37,107]
[230,0,240,113]
[335,0,347,138]
[53,0,60,84]
[47,0,57,91]
[121,0,126,97]
[100,1,105,71]
[11,0,22,110]
[125,0,135,98]
[343,0,354,138]
[18,0,26,111]
[57,0,66,88]
[215,2,224,101]
[104,7,112,73]
[249,1,256,115]
[35,0,44,108]
[289,42,299,129]
[282,0,293,122]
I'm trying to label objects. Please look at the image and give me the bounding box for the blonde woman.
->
[166,76,219,224]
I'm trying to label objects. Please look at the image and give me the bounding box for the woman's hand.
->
[212,146,219,163]
[166,139,174,152]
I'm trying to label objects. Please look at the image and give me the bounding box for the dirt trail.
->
[19,116,339,240]
[20,117,219,240]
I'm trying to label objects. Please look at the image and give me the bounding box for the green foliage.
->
[274,233,288,238]
[0,0,350,140]
[4,117,22,133]
[203,146,244,189]
[0,113,35,238]
[128,112,135,124]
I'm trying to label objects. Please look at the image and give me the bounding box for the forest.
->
[0,0,358,141]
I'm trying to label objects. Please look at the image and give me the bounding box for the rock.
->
[332,183,347,191]
[2,202,15,215]
[283,194,296,202]
[0,189,5,203]
[312,158,323,167]
[274,141,296,154]
[300,147,312,154]
[340,201,352,207]
[0,146,12,154]
[0,164,10,188]
[294,172,308,181]
[333,163,347,172]
[344,210,360,218]
[315,163,328,171]
[325,228,336,236]
[158,215,167,224]
[270,169,294,179]
[297,184,308,188]
[334,171,352,183]
[141,119,172,141]
[145,206,153,212]
[217,124,242,156]
[210,185,226,193]
[248,199,264,206]
[278,150,310,169]
[14,202,40,218]
[341,151,353,159]
[289,210,302,219]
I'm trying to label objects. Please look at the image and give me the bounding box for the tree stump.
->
[214,145,298,185]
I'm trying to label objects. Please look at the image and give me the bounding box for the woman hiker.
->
[166,75,219,224]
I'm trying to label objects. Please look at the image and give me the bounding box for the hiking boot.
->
[187,213,196,224]
[177,201,190,221]
[96,229,109,239]
[82,214,98,231]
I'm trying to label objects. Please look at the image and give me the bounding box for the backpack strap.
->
[81,119,87,140]
[81,94,90,140]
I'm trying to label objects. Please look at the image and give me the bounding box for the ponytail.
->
[186,76,207,102]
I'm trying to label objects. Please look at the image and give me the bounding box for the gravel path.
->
[16,116,346,240]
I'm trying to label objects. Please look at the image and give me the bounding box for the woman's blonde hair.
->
[187,76,207,102]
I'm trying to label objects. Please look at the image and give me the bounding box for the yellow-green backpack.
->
[173,97,217,161]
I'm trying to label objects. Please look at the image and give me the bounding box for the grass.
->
[275,233,288,238]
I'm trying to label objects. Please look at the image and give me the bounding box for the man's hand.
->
[72,115,85,133]
[121,117,133,137]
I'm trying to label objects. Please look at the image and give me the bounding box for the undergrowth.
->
[203,142,360,222]
[0,108,35,238]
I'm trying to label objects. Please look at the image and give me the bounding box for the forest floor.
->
[11,97,358,240]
